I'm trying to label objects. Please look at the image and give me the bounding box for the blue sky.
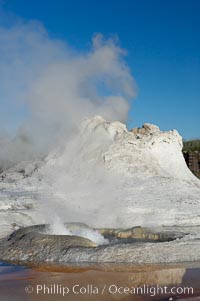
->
[0,0,200,139]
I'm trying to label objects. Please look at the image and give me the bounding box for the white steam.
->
[0,21,136,169]
[49,217,108,246]
[0,20,137,236]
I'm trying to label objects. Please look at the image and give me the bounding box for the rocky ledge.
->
[1,223,198,265]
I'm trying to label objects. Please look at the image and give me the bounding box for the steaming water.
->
[0,20,137,245]
[48,217,108,246]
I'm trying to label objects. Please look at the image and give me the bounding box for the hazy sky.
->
[0,0,200,139]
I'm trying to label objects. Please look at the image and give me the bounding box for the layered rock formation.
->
[0,223,187,264]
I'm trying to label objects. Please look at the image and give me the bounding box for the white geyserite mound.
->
[45,115,196,181]
[0,115,200,239]
[32,116,200,228]
[86,116,196,181]
[19,115,196,185]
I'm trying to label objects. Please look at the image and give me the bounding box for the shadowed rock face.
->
[0,223,189,265]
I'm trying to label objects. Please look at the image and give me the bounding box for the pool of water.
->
[0,261,200,300]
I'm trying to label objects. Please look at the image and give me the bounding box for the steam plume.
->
[0,21,136,168]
